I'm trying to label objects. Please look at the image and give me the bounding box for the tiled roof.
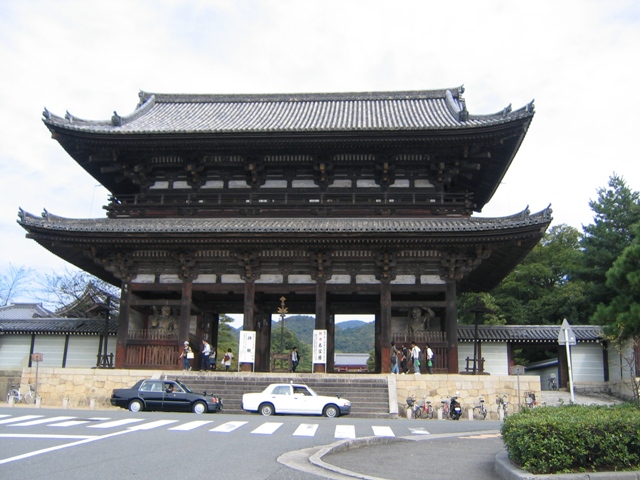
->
[42,87,534,135]
[0,318,117,335]
[458,325,604,343]
[18,207,551,235]
[0,303,54,319]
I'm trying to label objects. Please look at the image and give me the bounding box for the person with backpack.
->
[390,342,399,374]
[425,343,434,374]
[223,348,233,371]
[400,344,409,374]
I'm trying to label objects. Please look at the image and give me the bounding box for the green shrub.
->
[501,404,640,474]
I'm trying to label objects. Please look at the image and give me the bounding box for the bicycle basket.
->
[406,397,415,407]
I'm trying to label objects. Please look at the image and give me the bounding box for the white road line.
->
[127,420,178,431]
[210,421,247,433]
[372,426,395,437]
[169,420,213,431]
[49,420,92,427]
[0,433,94,440]
[0,415,43,425]
[292,423,319,436]
[87,418,144,429]
[335,425,356,439]
[0,426,134,465]
[251,422,283,435]
[11,416,76,427]
[408,427,431,435]
[0,415,10,419]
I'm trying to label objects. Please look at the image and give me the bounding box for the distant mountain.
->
[232,315,375,353]
[336,320,368,330]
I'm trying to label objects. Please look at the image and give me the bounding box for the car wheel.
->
[323,405,339,418]
[192,401,207,414]
[259,403,274,416]
[128,399,143,413]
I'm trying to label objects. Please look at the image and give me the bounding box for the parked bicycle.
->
[6,384,39,404]
[472,397,487,420]
[440,399,450,418]
[420,395,435,419]
[548,374,558,391]
[496,394,509,418]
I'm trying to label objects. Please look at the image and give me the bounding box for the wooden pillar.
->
[115,281,131,368]
[211,312,220,358]
[445,279,458,373]
[380,280,392,373]
[327,312,335,372]
[256,310,271,372]
[314,280,327,373]
[179,281,192,344]
[241,281,255,372]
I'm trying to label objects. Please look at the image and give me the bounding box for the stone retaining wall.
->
[395,373,542,418]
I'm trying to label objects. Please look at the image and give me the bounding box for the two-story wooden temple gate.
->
[20,86,551,372]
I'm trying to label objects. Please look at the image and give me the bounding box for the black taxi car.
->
[110,379,222,414]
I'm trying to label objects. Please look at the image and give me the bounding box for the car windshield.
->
[294,385,317,396]
[175,380,192,393]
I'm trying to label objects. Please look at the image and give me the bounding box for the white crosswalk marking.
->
[50,420,91,427]
[127,420,178,431]
[169,420,213,431]
[0,415,43,425]
[87,418,144,429]
[210,421,247,433]
[335,425,356,439]
[0,415,10,419]
[408,427,430,435]
[372,426,395,437]
[251,422,283,435]
[11,416,76,427]
[292,423,319,436]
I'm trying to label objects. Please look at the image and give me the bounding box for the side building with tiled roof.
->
[19,86,551,372]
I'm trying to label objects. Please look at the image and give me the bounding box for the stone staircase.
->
[173,373,391,418]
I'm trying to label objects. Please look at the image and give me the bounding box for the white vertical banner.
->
[313,329,327,365]
[239,331,256,366]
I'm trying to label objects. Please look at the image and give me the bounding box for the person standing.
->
[223,348,233,371]
[390,342,399,374]
[290,347,300,372]
[209,347,217,370]
[180,341,193,371]
[201,339,211,371]
[425,343,434,374]
[400,344,409,374]
[410,342,422,375]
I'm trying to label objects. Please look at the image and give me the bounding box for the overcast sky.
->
[2,0,639,288]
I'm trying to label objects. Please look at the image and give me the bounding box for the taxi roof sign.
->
[557,319,577,346]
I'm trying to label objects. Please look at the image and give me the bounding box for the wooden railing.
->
[128,329,179,340]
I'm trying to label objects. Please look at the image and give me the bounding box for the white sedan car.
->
[242,383,351,417]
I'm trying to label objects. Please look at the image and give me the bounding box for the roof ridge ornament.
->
[111,111,122,127]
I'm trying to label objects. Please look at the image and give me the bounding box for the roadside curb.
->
[495,453,640,480]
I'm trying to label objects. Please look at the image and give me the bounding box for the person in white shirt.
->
[410,342,422,375]
[425,343,434,374]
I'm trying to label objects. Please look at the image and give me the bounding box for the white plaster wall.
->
[65,336,113,368]
[32,336,67,368]
[459,343,509,375]
[0,335,31,369]
[571,344,605,382]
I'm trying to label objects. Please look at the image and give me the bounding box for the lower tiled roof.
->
[0,318,117,335]
[458,324,604,343]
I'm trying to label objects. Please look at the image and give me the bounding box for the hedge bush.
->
[501,403,640,474]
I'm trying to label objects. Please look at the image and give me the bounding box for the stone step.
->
[176,374,390,417]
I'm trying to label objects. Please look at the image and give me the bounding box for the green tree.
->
[593,221,640,342]
[490,224,587,325]
[271,323,312,371]
[579,174,640,320]
[215,314,239,370]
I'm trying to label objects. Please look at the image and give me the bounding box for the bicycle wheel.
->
[427,407,434,419]
[6,390,19,404]
[413,406,423,419]
[472,406,484,420]
[23,390,34,404]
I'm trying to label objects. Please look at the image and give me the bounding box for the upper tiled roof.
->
[458,324,604,343]
[0,303,54,319]
[42,87,534,135]
[18,207,551,235]
[0,318,117,335]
